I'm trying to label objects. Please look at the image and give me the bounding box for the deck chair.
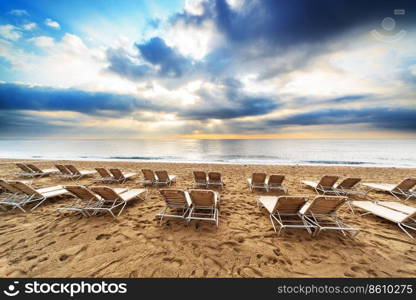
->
[59,185,127,216]
[109,168,137,184]
[55,164,73,179]
[155,170,176,186]
[156,189,192,224]
[301,175,339,194]
[299,196,359,238]
[334,178,365,197]
[94,168,115,183]
[87,186,147,217]
[257,195,314,236]
[187,189,220,227]
[207,172,224,188]
[362,178,416,201]
[141,169,157,185]
[65,165,96,180]
[193,171,207,188]
[9,181,68,211]
[267,175,287,193]
[16,163,36,177]
[351,201,416,239]
[247,173,268,191]
[0,179,29,211]
[26,164,57,177]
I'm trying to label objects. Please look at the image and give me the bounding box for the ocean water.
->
[0,139,415,168]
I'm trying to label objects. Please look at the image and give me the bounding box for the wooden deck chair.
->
[351,201,416,239]
[109,168,137,184]
[0,179,29,211]
[156,189,192,224]
[16,163,36,177]
[155,170,176,186]
[26,164,57,177]
[362,178,416,201]
[301,175,339,194]
[257,195,313,236]
[267,175,287,193]
[193,171,207,188]
[334,178,365,197]
[247,173,268,191]
[55,164,73,179]
[94,167,115,183]
[187,189,220,227]
[207,172,224,188]
[65,165,96,180]
[87,186,147,217]
[299,196,359,238]
[9,181,68,211]
[141,169,157,186]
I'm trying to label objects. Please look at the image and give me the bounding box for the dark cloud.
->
[106,48,152,80]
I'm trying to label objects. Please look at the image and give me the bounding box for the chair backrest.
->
[318,176,339,188]
[395,178,416,192]
[268,175,285,186]
[65,165,81,175]
[10,181,41,197]
[193,171,207,184]
[208,172,222,183]
[109,168,124,180]
[273,196,308,214]
[0,179,20,193]
[337,178,361,189]
[302,196,347,215]
[26,164,42,173]
[16,163,33,173]
[252,173,267,185]
[56,164,72,175]
[189,189,216,206]
[142,169,156,181]
[155,170,169,182]
[64,185,98,201]
[90,186,120,201]
[160,189,191,207]
[96,167,111,178]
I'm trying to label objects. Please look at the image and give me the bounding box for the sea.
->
[0,139,415,168]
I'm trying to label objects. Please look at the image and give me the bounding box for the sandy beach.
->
[0,159,415,278]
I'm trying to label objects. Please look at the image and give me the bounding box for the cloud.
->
[45,18,60,29]
[22,23,37,31]
[8,9,29,16]
[0,25,21,41]
[28,36,54,48]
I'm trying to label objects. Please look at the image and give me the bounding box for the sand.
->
[0,159,415,278]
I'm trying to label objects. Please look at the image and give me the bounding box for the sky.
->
[0,0,415,139]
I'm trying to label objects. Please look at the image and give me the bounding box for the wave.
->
[302,160,374,165]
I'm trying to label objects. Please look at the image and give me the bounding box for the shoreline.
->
[0,159,415,277]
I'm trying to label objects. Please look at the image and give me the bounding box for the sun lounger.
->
[59,185,127,216]
[334,178,365,197]
[351,201,416,238]
[247,173,268,191]
[141,169,157,185]
[55,164,73,179]
[362,178,416,201]
[193,171,207,188]
[299,196,359,237]
[65,165,96,180]
[9,181,68,211]
[156,189,192,223]
[301,175,339,194]
[109,168,137,184]
[187,189,220,227]
[94,167,115,183]
[16,163,36,177]
[155,170,176,186]
[207,172,224,188]
[26,164,57,177]
[267,175,287,193]
[0,179,29,211]
[257,195,313,236]
[86,186,147,217]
